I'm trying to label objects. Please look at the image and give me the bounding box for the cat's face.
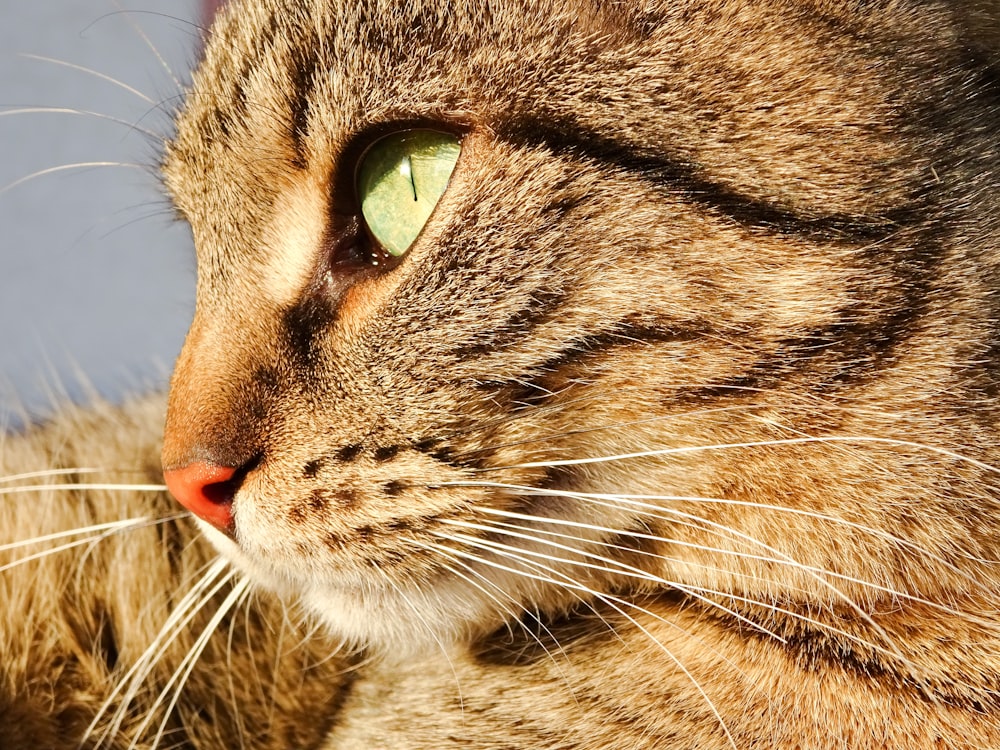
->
[161,0,1000,652]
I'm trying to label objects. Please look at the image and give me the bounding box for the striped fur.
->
[7,0,1000,747]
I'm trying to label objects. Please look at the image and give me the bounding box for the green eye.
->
[357,130,462,258]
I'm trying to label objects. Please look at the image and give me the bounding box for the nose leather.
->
[163,462,238,532]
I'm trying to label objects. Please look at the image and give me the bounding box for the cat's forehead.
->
[163,0,623,250]
[166,0,609,167]
[163,0,949,260]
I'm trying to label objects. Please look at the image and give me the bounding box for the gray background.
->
[0,2,202,426]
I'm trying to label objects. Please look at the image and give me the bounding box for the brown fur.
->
[0,396,349,748]
[6,0,1000,747]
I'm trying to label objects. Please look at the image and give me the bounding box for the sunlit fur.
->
[7,0,1000,747]
[0,397,348,748]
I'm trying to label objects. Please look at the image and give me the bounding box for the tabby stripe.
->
[476,291,932,415]
[735,605,1000,711]
[528,325,703,380]
[212,6,280,139]
[287,28,321,169]
[684,304,931,401]
[473,324,704,411]
[447,288,570,359]
[501,119,916,244]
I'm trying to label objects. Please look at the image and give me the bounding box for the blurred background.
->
[0,1,206,426]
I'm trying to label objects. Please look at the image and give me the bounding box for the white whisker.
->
[0,516,183,573]
[435,520,786,643]
[18,53,156,103]
[373,566,466,713]
[109,1,183,92]
[439,481,942,676]
[224,601,248,750]
[86,558,232,748]
[0,482,166,496]
[0,162,149,196]
[418,538,629,655]
[431,534,738,749]
[407,536,581,676]
[0,515,185,553]
[0,107,165,142]
[479,510,819,596]
[143,579,253,750]
[479,436,1000,475]
[444,515,919,659]
[0,467,101,484]
[444,481,978,614]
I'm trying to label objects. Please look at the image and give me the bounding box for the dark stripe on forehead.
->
[209,6,282,140]
[499,120,918,246]
[288,22,321,169]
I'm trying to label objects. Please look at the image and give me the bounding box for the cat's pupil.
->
[357,130,462,257]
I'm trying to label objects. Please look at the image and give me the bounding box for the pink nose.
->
[163,462,237,532]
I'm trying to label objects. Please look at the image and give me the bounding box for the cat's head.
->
[161,0,1000,652]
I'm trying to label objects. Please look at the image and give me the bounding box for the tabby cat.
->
[5,0,1000,747]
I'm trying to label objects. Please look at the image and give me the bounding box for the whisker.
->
[441,481,930,668]
[479,511,822,598]
[224,595,253,750]
[107,1,183,92]
[0,482,166,496]
[83,9,208,37]
[0,536,116,574]
[373,566,466,715]
[0,467,101,484]
[0,162,150,196]
[86,559,233,748]
[443,515,925,659]
[569,496,922,664]
[0,515,185,553]
[444,481,988,602]
[96,207,178,241]
[0,515,186,573]
[417,538,629,655]
[476,435,1000,474]
[450,523,981,710]
[435,521,787,643]
[432,534,738,749]
[410,541,518,641]
[144,579,253,750]
[0,107,165,143]
[579,492,971,614]
[17,53,156,103]
[406,536,582,679]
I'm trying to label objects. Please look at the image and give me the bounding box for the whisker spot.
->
[374,445,401,462]
[336,444,363,462]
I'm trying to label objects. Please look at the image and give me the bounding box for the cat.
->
[6,0,1000,747]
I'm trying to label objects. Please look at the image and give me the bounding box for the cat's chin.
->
[195,520,503,654]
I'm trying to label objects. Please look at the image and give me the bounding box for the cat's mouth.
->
[177,467,631,652]
[190,508,503,651]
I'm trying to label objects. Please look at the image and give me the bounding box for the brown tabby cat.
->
[5,0,1000,747]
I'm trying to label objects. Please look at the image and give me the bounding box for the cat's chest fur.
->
[7,0,1000,748]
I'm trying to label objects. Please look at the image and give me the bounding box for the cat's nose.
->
[163,462,237,532]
